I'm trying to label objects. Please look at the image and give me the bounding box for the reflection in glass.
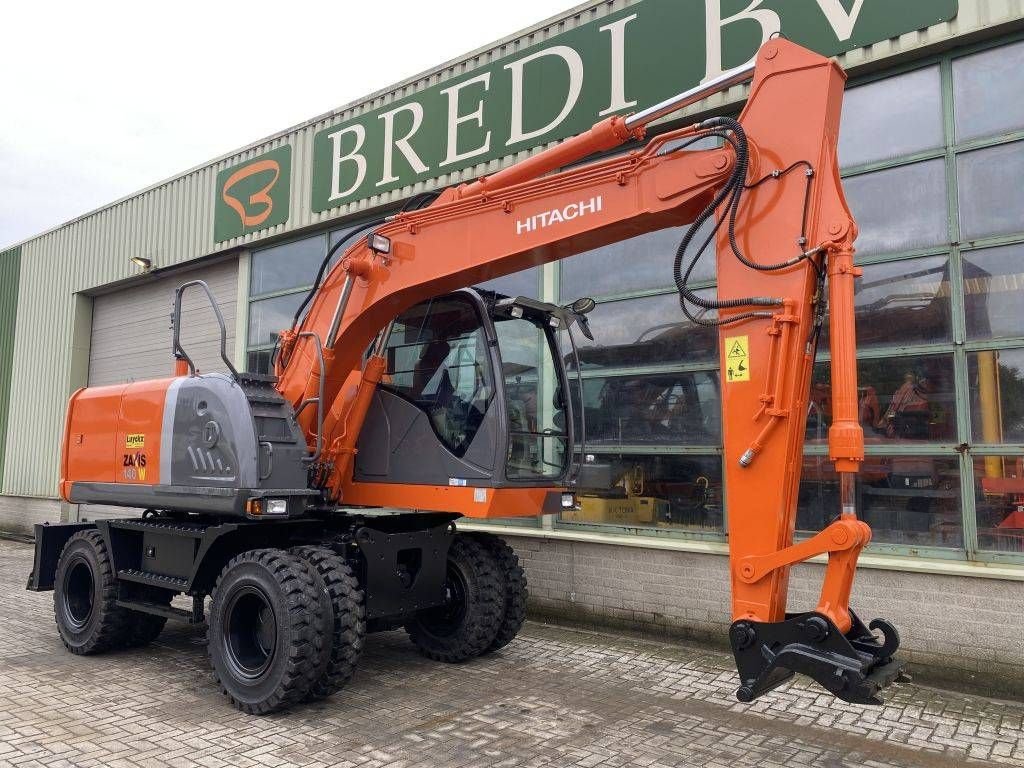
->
[953,40,1024,142]
[566,453,723,531]
[808,355,956,444]
[560,219,716,300]
[798,456,962,547]
[573,372,720,446]
[843,160,947,257]
[963,244,1024,340]
[493,314,567,479]
[839,66,943,168]
[973,455,1024,553]
[957,142,1024,241]
[248,293,304,349]
[968,349,1024,444]
[568,292,718,370]
[477,266,542,300]
[250,234,327,296]
[820,255,951,350]
[247,349,273,375]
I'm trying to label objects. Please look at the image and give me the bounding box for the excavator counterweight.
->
[30,39,905,713]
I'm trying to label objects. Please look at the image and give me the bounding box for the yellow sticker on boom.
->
[725,335,750,382]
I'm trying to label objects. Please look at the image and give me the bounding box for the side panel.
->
[0,246,20,488]
[116,379,168,485]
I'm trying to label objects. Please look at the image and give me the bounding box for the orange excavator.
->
[28,40,905,713]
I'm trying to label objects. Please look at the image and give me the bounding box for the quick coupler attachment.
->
[729,610,908,705]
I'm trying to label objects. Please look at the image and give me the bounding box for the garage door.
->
[81,258,238,521]
[88,259,238,386]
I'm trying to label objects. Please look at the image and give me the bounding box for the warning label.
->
[725,335,750,382]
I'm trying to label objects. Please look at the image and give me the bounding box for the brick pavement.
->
[1,538,1022,768]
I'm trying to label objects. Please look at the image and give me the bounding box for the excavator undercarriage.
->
[28,39,906,713]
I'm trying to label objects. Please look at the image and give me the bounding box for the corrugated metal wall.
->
[0,247,21,487]
[2,0,1023,500]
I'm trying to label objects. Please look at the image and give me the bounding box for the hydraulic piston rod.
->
[624,61,756,131]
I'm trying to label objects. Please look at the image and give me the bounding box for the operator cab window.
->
[381,296,493,457]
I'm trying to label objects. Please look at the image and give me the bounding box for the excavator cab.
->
[354,288,589,490]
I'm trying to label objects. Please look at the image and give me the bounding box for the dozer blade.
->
[729,610,907,705]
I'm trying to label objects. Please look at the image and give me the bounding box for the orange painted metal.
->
[274,40,866,631]
[61,378,171,497]
[342,482,557,519]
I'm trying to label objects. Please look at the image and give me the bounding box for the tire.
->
[207,549,324,714]
[405,535,503,663]
[473,534,528,652]
[53,529,130,655]
[122,588,171,648]
[291,546,366,700]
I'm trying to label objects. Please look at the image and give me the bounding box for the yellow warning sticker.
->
[725,335,750,382]
[125,433,145,450]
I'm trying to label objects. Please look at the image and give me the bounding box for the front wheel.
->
[207,549,324,714]
[405,535,503,662]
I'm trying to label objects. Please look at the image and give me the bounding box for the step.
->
[107,520,208,537]
[118,569,189,590]
[117,598,203,624]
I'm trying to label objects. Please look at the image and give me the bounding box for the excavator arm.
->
[275,39,905,704]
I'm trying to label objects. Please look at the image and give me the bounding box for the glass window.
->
[808,355,956,445]
[574,372,720,446]
[973,455,1024,554]
[250,234,327,296]
[799,456,962,547]
[493,314,568,480]
[839,66,943,167]
[957,141,1024,241]
[381,296,493,458]
[248,293,305,349]
[963,244,1024,340]
[560,219,716,301]
[968,349,1024,444]
[953,40,1024,143]
[843,160,948,257]
[566,453,723,532]
[247,349,273,375]
[477,266,542,300]
[570,291,718,370]
[820,255,951,350]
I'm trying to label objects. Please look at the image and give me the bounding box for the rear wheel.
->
[473,534,528,652]
[207,549,323,714]
[291,546,366,700]
[405,535,502,662]
[53,530,129,655]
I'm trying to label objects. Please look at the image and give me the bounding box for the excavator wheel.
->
[207,549,324,714]
[290,546,366,700]
[471,533,528,653]
[121,588,172,648]
[53,530,130,655]
[405,534,503,663]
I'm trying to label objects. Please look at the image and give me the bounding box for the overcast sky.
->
[0,0,574,250]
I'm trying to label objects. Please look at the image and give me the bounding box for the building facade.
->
[2,0,1023,694]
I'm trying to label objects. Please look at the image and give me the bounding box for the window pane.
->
[570,292,718,370]
[963,244,1024,340]
[247,349,273,375]
[839,66,943,167]
[821,255,951,350]
[808,355,956,445]
[843,160,947,257]
[560,219,716,301]
[968,349,1024,443]
[477,266,542,299]
[248,293,304,349]
[566,453,723,532]
[957,141,1024,240]
[250,234,327,296]
[574,371,720,447]
[799,456,962,547]
[954,40,1024,142]
[973,455,1024,554]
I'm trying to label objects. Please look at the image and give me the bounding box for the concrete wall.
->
[0,496,62,535]
[510,535,1024,699]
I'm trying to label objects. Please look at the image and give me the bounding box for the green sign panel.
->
[310,0,957,214]
[214,145,292,243]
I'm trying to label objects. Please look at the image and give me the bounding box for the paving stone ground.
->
[2,538,1022,768]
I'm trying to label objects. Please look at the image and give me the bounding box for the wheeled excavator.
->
[27,40,906,714]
